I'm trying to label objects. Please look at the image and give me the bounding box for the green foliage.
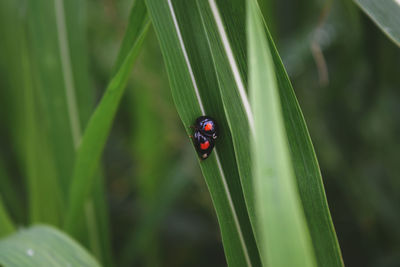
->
[145,0,345,266]
[0,0,398,265]
[0,225,100,267]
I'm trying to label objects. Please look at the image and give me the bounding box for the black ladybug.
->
[191,116,219,160]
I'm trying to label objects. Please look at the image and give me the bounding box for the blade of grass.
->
[22,33,64,226]
[263,11,345,267]
[354,0,400,47]
[195,2,264,259]
[54,0,82,148]
[0,225,100,267]
[248,0,316,266]
[62,0,94,130]
[64,0,150,235]
[27,0,77,200]
[144,0,261,266]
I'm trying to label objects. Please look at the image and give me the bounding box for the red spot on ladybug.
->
[204,123,213,131]
[200,141,210,150]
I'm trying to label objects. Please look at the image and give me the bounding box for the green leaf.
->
[248,0,316,266]
[195,0,258,241]
[144,0,261,266]
[26,0,78,202]
[0,225,100,267]
[263,12,345,267]
[354,0,400,47]
[64,0,150,236]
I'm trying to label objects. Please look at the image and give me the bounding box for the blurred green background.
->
[0,0,399,266]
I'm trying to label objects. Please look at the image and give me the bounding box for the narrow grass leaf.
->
[196,0,258,238]
[263,12,345,267]
[248,1,316,266]
[0,225,100,267]
[354,0,400,47]
[144,0,261,265]
[64,0,150,235]
[62,0,94,130]
[21,34,64,226]
[27,0,77,200]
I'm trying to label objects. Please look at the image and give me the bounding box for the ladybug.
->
[191,116,219,160]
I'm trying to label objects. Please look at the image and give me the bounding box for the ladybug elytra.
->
[191,116,219,160]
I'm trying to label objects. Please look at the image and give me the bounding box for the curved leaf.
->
[0,225,100,267]
[64,0,150,235]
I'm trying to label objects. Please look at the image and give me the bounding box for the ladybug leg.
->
[188,125,196,139]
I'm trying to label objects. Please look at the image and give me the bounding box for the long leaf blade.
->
[248,1,317,266]
[263,12,345,267]
[195,0,258,239]
[144,0,261,266]
[64,0,150,235]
